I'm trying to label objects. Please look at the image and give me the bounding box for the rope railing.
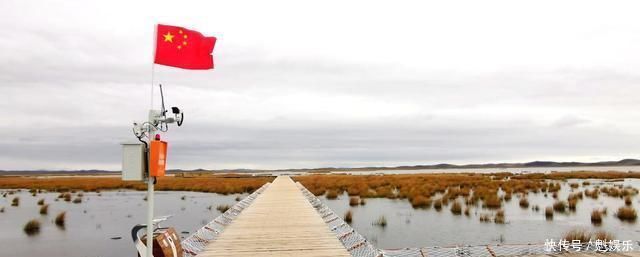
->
[180,182,270,257]
[296,182,382,257]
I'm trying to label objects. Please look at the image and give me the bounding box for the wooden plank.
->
[199,176,351,257]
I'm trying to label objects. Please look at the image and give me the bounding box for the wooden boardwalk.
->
[199,176,351,257]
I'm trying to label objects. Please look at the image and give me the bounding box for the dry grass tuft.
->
[23,219,40,235]
[591,209,603,225]
[494,209,505,224]
[373,215,387,227]
[344,210,353,223]
[568,199,578,211]
[545,207,554,220]
[72,197,82,204]
[592,230,614,241]
[40,204,49,215]
[410,195,432,209]
[450,201,462,215]
[349,197,360,206]
[563,228,591,242]
[519,198,529,208]
[326,190,338,200]
[483,195,502,209]
[433,198,443,211]
[624,196,632,206]
[11,197,19,206]
[479,213,492,222]
[615,206,637,222]
[585,189,599,199]
[216,204,231,213]
[553,201,567,212]
[37,199,45,206]
[55,212,66,227]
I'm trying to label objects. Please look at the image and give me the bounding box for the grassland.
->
[0,175,274,194]
[293,171,639,202]
[294,171,639,224]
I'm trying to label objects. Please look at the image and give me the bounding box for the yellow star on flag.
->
[163,32,174,43]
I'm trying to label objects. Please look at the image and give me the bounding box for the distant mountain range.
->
[2,159,640,175]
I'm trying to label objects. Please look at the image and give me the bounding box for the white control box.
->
[122,142,146,181]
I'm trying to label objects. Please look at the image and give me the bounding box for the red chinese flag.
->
[154,24,216,70]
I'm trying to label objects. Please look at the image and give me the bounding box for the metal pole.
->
[146,24,158,257]
[146,174,154,257]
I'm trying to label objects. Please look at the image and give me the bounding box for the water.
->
[321,179,640,249]
[332,166,640,175]
[0,190,243,257]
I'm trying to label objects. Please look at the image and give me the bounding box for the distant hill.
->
[2,159,640,175]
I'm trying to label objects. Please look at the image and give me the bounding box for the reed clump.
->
[344,210,353,223]
[450,201,462,215]
[326,190,338,200]
[591,209,603,225]
[519,198,529,208]
[373,215,387,227]
[584,189,599,199]
[40,204,49,215]
[483,195,502,209]
[568,199,578,211]
[545,207,554,220]
[494,209,505,224]
[479,213,492,222]
[593,230,614,241]
[553,201,567,212]
[55,212,66,227]
[615,206,637,222]
[433,198,443,211]
[11,197,19,206]
[410,195,432,209]
[624,196,632,206]
[349,197,360,206]
[72,197,82,204]
[37,199,45,206]
[23,219,41,235]
[563,228,591,242]
[216,204,231,213]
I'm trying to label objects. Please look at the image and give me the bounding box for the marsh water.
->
[322,178,640,249]
[0,190,242,257]
[0,179,639,256]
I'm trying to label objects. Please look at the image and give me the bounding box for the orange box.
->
[149,140,167,177]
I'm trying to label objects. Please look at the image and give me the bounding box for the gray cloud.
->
[2,0,640,170]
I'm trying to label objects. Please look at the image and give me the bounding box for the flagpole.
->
[146,24,158,257]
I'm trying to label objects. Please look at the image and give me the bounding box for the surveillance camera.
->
[171,107,180,114]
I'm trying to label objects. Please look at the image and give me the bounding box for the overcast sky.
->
[2,0,640,170]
